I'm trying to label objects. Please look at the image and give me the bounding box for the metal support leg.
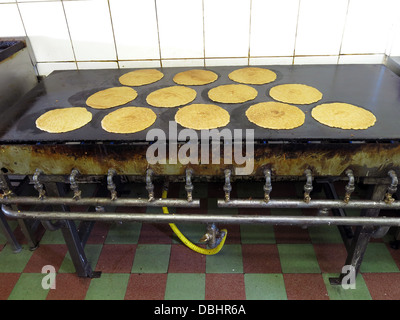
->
[0,172,38,250]
[0,210,21,253]
[329,183,388,285]
[60,220,100,278]
[321,181,354,250]
[45,181,100,278]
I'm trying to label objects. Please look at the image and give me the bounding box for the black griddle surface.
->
[2,64,400,143]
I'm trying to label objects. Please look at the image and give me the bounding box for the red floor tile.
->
[0,273,20,300]
[242,244,282,273]
[164,182,181,198]
[46,273,91,300]
[95,244,136,273]
[363,273,400,300]
[205,274,246,300]
[313,243,348,273]
[168,244,206,273]
[387,243,400,270]
[223,224,241,244]
[283,274,329,300]
[86,221,110,244]
[274,225,311,243]
[24,244,68,273]
[125,273,168,300]
[138,223,173,244]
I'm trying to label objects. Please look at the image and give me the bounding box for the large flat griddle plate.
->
[1,64,400,143]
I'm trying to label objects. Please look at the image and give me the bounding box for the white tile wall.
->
[63,0,116,61]
[386,2,400,56]
[156,0,204,59]
[295,0,348,56]
[36,62,77,77]
[18,1,75,62]
[0,3,25,37]
[204,0,251,58]
[109,0,160,61]
[250,0,299,57]
[0,0,398,76]
[340,0,394,54]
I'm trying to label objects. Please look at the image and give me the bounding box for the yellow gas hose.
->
[162,189,227,255]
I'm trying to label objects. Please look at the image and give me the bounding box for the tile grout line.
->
[337,0,351,64]
[153,0,163,68]
[106,0,120,68]
[292,0,302,65]
[60,0,78,70]
[247,0,252,66]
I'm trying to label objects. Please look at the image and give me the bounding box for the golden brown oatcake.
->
[36,107,92,133]
[175,104,230,130]
[86,87,137,109]
[246,101,305,129]
[173,69,218,85]
[269,84,323,105]
[101,107,157,134]
[146,86,197,108]
[208,84,258,104]
[228,67,277,85]
[119,69,164,86]
[311,102,376,130]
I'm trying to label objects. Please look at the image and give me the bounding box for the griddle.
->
[1,64,400,143]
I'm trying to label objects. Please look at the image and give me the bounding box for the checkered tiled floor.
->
[1,181,400,300]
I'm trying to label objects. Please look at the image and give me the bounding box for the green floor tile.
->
[172,224,206,244]
[39,229,65,245]
[164,273,205,300]
[59,244,103,274]
[0,220,18,245]
[0,245,33,273]
[278,244,320,273]
[308,225,343,243]
[240,225,275,244]
[105,222,141,244]
[360,243,399,273]
[85,273,130,300]
[322,273,372,300]
[206,244,243,273]
[132,244,171,273]
[245,273,287,300]
[8,273,49,300]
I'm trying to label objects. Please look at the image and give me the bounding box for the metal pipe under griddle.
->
[2,205,400,227]
[217,199,400,210]
[0,197,199,207]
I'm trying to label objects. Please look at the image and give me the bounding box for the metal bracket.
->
[223,169,232,202]
[185,169,194,202]
[107,168,118,201]
[200,223,225,249]
[303,169,313,203]
[33,169,46,200]
[263,169,272,203]
[344,169,355,203]
[385,170,398,204]
[146,169,155,202]
[69,169,81,200]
